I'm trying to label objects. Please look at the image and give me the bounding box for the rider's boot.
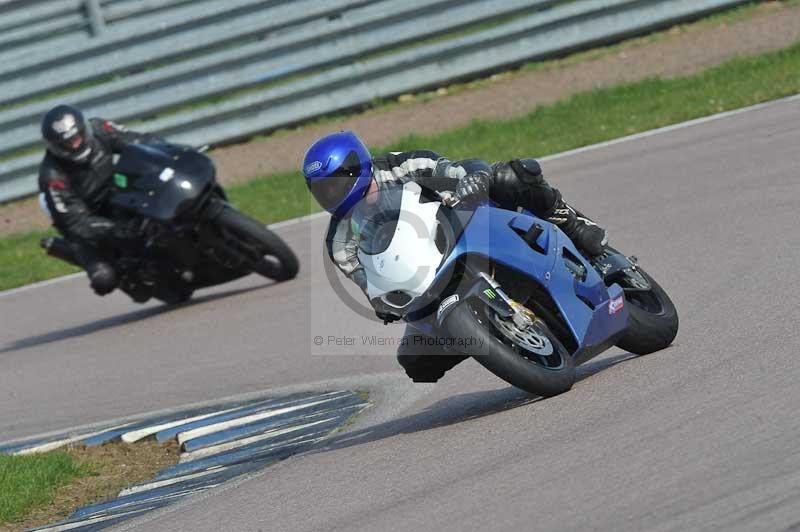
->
[397,325,468,383]
[547,199,608,257]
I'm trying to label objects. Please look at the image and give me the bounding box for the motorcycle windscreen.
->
[354,182,444,301]
[109,143,215,221]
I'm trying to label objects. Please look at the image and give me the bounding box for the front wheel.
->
[154,285,194,306]
[615,267,679,355]
[443,300,575,397]
[215,207,299,282]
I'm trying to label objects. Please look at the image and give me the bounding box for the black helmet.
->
[41,105,94,164]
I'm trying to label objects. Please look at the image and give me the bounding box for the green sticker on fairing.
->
[483,288,496,299]
[114,173,128,188]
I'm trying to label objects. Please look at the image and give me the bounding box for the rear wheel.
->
[444,300,575,397]
[616,267,678,355]
[216,207,299,282]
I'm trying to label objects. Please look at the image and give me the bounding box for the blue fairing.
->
[414,202,629,356]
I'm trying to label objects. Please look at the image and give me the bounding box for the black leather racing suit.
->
[325,150,563,383]
[38,118,161,293]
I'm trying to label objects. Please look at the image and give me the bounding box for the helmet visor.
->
[308,150,364,210]
[60,133,85,153]
[47,132,91,162]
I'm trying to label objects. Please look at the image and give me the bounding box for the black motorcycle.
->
[42,143,299,304]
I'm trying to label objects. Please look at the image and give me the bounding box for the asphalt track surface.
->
[2,97,800,531]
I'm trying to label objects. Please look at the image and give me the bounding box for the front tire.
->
[216,207,299,282]
[444,301,575,397]
[154,285,194,306]
[616,267,678,355]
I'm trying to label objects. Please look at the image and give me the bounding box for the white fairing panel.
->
[359,182,443,306]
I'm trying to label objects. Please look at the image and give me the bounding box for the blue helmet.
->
[302,130,373,217]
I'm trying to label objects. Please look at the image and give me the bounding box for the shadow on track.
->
[323,352,637,452]
[0,282,272,355]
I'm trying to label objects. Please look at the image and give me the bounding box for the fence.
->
[0,0,751,202]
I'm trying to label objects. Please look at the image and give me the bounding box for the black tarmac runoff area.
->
[1,96,799,532]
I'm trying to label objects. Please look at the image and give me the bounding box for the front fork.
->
[436,271,533,330]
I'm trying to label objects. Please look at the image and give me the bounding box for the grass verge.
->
[0,230,80,290]
[0,451,90,526]
[0,441,179,532]
[2,40,800,291]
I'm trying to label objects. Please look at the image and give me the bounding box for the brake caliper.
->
[477,272,534,330]
[509,300,534,330]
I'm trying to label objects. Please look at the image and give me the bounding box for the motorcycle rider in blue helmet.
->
[303,130,607,382]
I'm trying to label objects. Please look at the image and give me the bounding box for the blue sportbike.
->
[356,182,678,397]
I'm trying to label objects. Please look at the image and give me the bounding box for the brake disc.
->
[489,310,554,357]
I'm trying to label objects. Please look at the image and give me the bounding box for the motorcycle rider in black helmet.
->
[38,104,161,296]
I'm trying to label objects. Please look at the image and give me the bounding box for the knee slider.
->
[88,262,118,295]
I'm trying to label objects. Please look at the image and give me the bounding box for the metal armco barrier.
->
[0,0,751,202]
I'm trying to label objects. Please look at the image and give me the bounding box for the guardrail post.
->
[84,0,106,37]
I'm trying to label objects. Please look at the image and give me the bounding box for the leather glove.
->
[454,171,490,202]
[371,298,404,325]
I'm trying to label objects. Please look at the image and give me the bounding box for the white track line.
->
[30,509,150,532]
[176,395,346,445]
[121,406,246,443]
[122,391,343,444]
[76,488,210,521]
[539,93,800,162]
[118,466,229,497]
[13,422,134,455]
[179,418,333,463]
[0,272,83,298]
[3,92,797,300]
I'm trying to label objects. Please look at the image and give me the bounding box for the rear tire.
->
[616,268,678,355]
[216,207,299,282]
[444,301,575,397]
